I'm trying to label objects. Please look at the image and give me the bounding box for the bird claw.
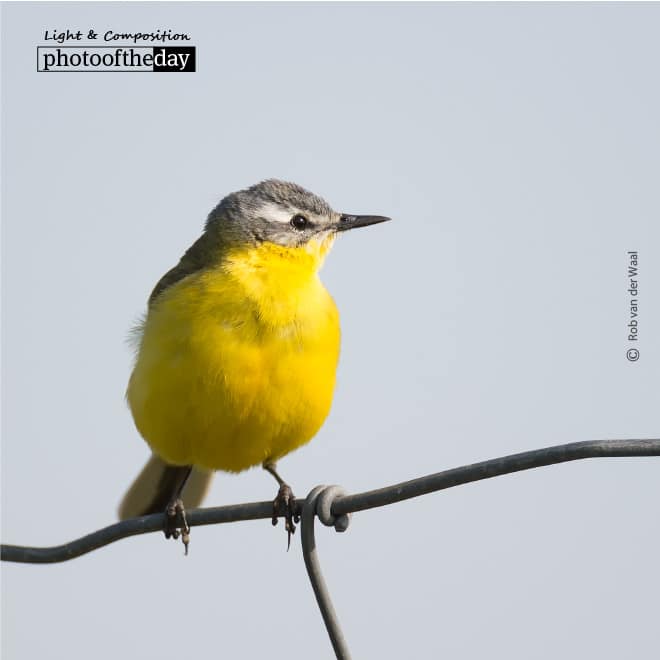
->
[165,498,190,556]
[272,483,298,550]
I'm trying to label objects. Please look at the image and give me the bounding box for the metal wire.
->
[2,438,659,659]
[333,438,660,515]
[301,485,352,660]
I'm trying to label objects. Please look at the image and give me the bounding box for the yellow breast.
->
[126,237,341,472]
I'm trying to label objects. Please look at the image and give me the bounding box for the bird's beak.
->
[335,214,391,232]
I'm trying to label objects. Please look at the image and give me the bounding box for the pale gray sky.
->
[2,3,659,659]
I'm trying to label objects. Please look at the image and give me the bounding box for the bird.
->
[118,179,390,551]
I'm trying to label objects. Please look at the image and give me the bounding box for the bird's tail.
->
[118,454,214,520]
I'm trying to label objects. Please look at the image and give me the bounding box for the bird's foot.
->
[165,498,190,555]
[271,483,299,550]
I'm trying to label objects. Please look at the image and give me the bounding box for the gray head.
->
[147,180,390,305]
[205,179,390,248]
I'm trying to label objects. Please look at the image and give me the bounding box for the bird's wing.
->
[148,232,219,306]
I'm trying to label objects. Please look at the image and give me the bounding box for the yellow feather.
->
[126,236,340,473]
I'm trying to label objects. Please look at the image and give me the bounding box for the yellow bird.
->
[119,180,389,549]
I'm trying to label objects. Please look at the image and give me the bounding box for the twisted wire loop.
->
[301,485,352,660]
[2,439,659,565]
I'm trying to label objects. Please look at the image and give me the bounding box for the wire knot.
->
[306,485,351,533]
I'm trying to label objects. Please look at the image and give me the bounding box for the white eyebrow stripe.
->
[257,202,295,224]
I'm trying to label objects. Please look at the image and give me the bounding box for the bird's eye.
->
[290,214,309,230]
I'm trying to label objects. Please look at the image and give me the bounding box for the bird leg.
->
[263,462,299,549]
[164,465,193,555]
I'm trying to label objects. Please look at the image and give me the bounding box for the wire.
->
[2,438,659,660]
[2,439,658,564]
[302,485,352,660]
[333,438,660,515]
